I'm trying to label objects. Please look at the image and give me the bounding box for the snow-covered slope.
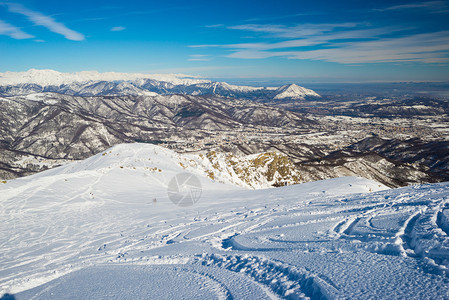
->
[2,143,449,298]
[0,69,208,86]
[0,69,320,100]
[274,84,320,99]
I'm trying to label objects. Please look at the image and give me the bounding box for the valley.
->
[0,70,448,188]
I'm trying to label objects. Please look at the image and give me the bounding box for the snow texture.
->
[0,69,207,86]
[1,143,448,299]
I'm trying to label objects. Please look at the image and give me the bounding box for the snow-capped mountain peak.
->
[0,69,320,100]
[0,69,67,86]
[0,69,209,86]
[274,83,320,100]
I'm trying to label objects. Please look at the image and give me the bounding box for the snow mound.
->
[5,143,449,299]
[38,143,384,191]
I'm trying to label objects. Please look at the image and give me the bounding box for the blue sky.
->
[0,0,449,82]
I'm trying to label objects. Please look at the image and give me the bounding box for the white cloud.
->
[193,21,449,64]
[377,1,447,12]
[111,26,125,32]
[195,27,406,52]
[225,31,449,64]
[188,54,211,61]
[205,24,224,28]
[244,12,324,23]
[228,23,359,38]
[189,44,221,48]
[0,19,34,39]
[2,2,85,41]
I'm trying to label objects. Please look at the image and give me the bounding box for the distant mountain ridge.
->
[0,69,320,100]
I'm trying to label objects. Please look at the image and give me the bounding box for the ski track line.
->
[172,266,233,300]
[195,253,342,300]
[395,209,424,258]
[434,197,449,236]
[333,192,432,239]
[436,209,449,236]
[1,170,104,234]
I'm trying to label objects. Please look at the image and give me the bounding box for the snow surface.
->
[274,84,320,99]
[1,143,449,299]
[0,69,209,86]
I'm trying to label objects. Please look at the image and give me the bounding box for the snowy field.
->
[1,144,449,299]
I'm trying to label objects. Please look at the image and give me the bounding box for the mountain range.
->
[0,91,317,181]
[0,69,447,189]
[0,69,320,100]
[1,70,449,298]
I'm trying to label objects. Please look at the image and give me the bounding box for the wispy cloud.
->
[0,19,34,39]
[193,27,407,51]
[188,54,211,61]
[225,31,449,64]
[205,24,224,28]
[65,6,190,26]
[78,17,109,22]
[376,1,447,12]
[1,2,85,41]
[192,22,449,64]
[244,12,325,23]
[126,6,188,16]
[228,23,360,38]
[111,26,125,32]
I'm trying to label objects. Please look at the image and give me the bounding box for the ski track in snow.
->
[1,143,449,299]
